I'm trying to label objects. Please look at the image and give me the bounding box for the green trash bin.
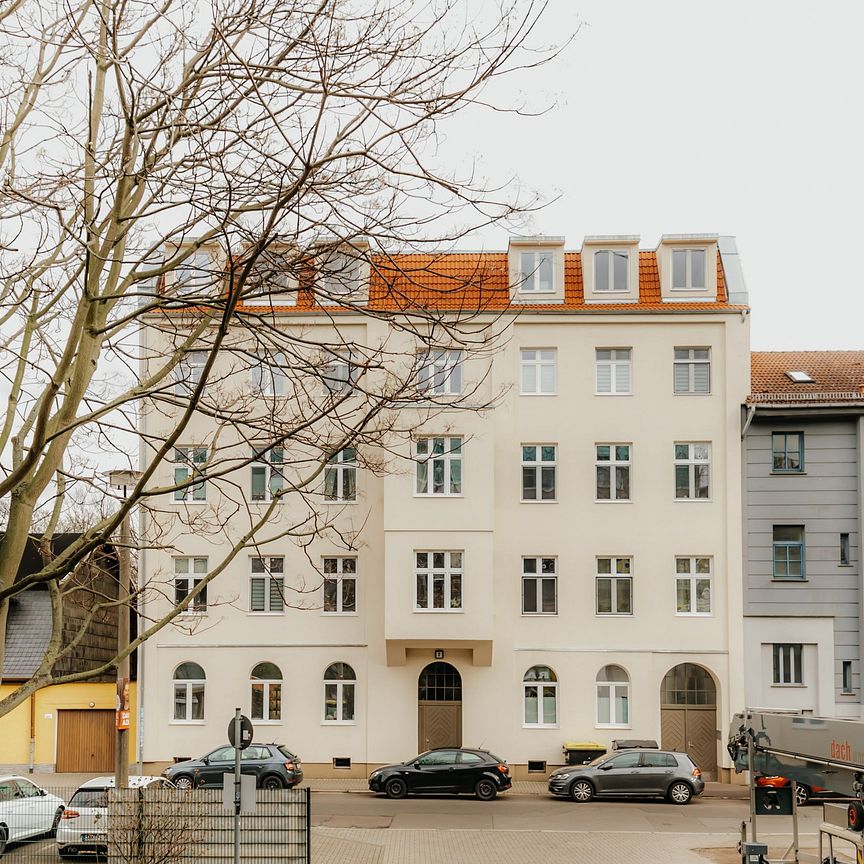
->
[562,741,606,765]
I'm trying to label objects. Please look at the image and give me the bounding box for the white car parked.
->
[57,775,173,860]
[0,775,66,857]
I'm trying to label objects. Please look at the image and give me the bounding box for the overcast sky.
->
[449,0,862,351]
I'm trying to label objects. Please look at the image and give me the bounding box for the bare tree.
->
[0,0,558,715]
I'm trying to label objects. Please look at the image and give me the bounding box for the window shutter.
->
[596,363,611,393]
[673,364,690,393]
[615,362,630,393]
[250,578,265,611]
[269,577,284,612]
[540,363,555,393]
[693,363,710,393]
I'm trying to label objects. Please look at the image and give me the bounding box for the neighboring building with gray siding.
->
[743,352,864,717]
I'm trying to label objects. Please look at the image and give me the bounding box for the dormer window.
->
[172,247,218,296]
[243,245,297,306]
[519,251,554,294]
[315,240,369,305]
[672,248,706,290]
[594,249,629,292]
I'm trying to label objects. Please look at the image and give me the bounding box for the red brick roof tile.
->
[750,351,864,403]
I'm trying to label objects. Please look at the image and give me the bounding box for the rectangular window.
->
[416,437,462,495]
[521,444,557,501]
[773,525,805,579]
[174,557,208,613]
[173,447,207,502]
[772,432,804,472]
[519,251,554,293]
[418,349,462,395]
[323,557,357,614]
[522,557,557,614]
[250,353,286,396]
[318,250,359,299]
[675,557,712,615]
[594,249,628,292]
[595,444,630,500]
[841,533,851,565]
[174,350,207,396]
[250,557,284,613]
[673,348,711,394]
[596,557,632,615]
[672,248,706,289]
[674,443,711,499]
[415,551,462,611]
[843,661,853,693]
[251,447,284,501]
[520,348,557,395]
[174,250,214,295]
[595,349,631,395]
[321,352,354,394]
[324,448,357,502]
[772,643,803,685]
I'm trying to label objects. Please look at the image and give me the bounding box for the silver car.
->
[548,749,705,804]
[0,776,66,855]
[57,775,173,860]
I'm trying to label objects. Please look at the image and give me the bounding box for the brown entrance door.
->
[417,662,462,751]
[56,709,115,772]
[660,664,718,780]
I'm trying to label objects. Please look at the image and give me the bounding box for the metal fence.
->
[1,786,311,864]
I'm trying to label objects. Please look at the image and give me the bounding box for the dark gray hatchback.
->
[548,749,704,804]
[162,743,302,789]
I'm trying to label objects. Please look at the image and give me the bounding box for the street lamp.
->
[106,469,142,788]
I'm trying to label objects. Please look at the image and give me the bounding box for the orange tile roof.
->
[750,351,864,403]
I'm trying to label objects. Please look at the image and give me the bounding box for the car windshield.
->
[70,788,108,808]
[409,751,432,763]
[586,754,610,768]
[277,746,297,760]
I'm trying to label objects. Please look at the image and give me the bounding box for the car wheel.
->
[475,779,498,801]
[261,775,285,790]
[173,774,194,790]
[0,825,7,857]
[384,778,408,800]
[668,781,693,805]
[794,784,810,807]
[569,779,594,802]
[49,806,64,836]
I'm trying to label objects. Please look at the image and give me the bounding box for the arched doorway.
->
[660,663,718,780]
[418,662,462,751]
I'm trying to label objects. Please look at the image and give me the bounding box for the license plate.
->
[82,833,107,841]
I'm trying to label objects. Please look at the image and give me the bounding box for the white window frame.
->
[243,246,297,306]
[172,663,206,723]
[173,447,207,502]
[671,248,707,290]
[323,557,357,615]
[521,557,557,615]
[324,448,357,502]
[251,447,284,502]
[174,250,214,295]
[323,663,357,724]
[418,349,462,395]
[321,351,354,395]
[772,643,803,685]
[596,667,631,728]
[673,348,711,394]
[415,437,462,496]
[521,444,557,502]
[317,250,360,302]
[250,352,286,396]
[595,444,631,501]
[250,664,282,722]
[674,442,711,500]
[593,249,629,292]
[174,350,207,396]
[595,557,633,615]
[415,550,463,612]
[174,557,208,614]
[522,666,558,728]
[675,556,713,616]
[595,348,632,395]
[518,250,555,294]
[249,557,285,614]
[520,348,557,395]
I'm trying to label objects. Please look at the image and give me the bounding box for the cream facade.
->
[139,235,751,781]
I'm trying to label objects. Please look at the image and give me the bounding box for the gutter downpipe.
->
[741,404,756,440]
[28,693,35,773]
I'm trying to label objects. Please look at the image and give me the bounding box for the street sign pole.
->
[233,708,241,864]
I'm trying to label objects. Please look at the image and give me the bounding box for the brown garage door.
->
[56,709,115,772]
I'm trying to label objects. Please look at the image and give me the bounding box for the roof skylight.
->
[785,370,814,384]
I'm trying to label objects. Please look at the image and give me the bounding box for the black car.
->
[161,743,303,790]
[548,749,705,805]
[369,748,511,800]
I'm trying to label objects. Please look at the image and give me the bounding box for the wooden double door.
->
[660,707,717,781]
[417,662,462,751]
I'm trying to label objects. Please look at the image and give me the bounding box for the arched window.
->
[250,662,282,721]
[324,662,356,722]
[596,664,629,727]
[173,662,205,721]
[523,665,557,727]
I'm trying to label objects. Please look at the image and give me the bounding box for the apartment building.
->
[139,233,751,780]
[743,351,864,718]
